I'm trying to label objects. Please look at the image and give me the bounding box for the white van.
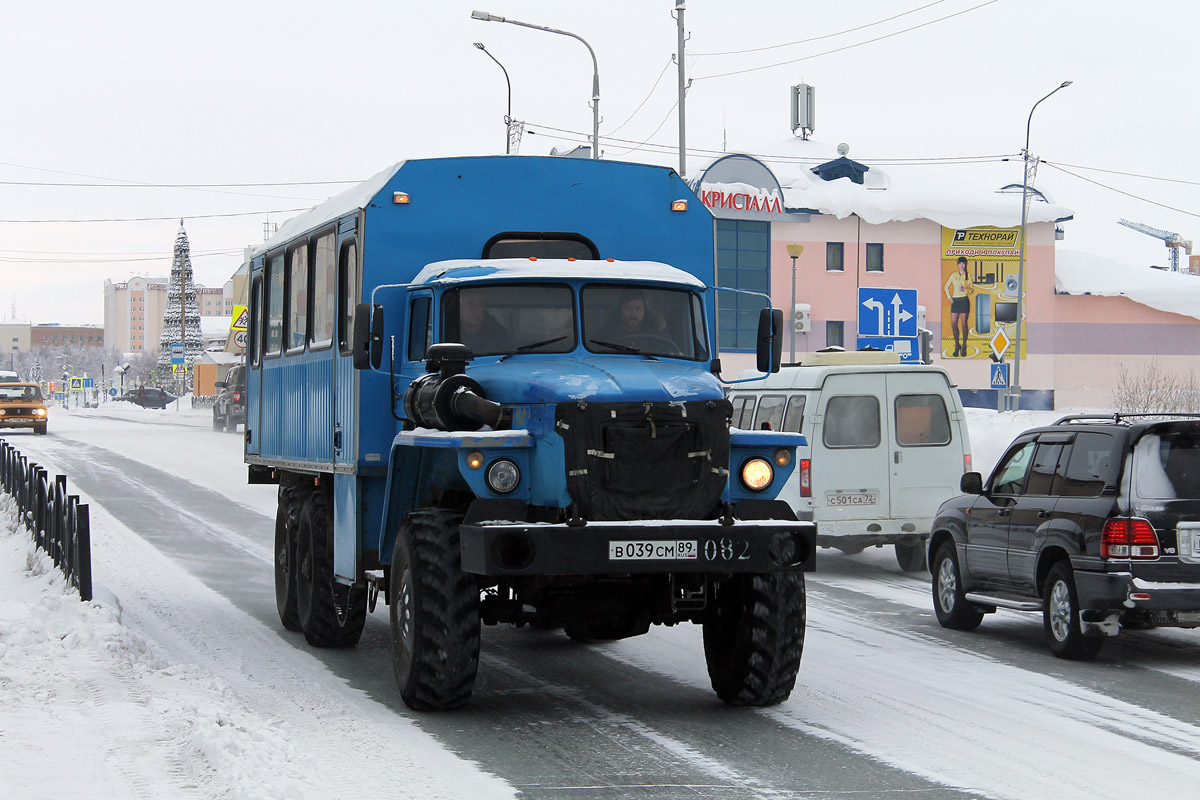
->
[728,351,972,571]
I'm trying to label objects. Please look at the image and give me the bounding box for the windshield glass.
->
[582,284,707,360]
[0,384,43,402]
[441,284,576,357]
[1134,428,1200,500]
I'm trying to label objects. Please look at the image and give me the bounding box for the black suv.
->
[929,414,1200,659]
[213,365,246,432]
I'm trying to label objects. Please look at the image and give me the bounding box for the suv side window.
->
[1062,432,1116,497]
[824,395,881,448]
[1025,442,1067,496]
[991,440,1036,495]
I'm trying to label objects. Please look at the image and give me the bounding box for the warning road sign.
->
[172,364,189,375]
[232,305,249,331]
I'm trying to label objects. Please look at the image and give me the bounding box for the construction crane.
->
[1117,218,1193,272]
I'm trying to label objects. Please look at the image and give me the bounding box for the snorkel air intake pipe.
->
[403,343,504,431]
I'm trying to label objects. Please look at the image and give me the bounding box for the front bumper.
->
[1076,570,1200,612]
[460,518,817,577]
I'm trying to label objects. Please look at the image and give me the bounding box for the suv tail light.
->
[1102,518,1160,559]
[234,391,241,402]
[799,458,811,498]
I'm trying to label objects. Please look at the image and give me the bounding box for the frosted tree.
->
[156,221,203,389]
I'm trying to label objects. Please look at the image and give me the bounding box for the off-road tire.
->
[295,488,367,647]
[273,483,308,631]
[932,543,984,631]
[895,541,927,572]
[225,413,237,432]
[1043,562,1103,661]
[389,508,480,711]
[212,410,223,431]
[702,572,806,706]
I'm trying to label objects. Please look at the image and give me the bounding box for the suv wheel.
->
[931,543,984,631]
[1043,562,1103,660]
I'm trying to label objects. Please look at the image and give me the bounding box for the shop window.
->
[716,219,770,350]
[866,243,884,272]
[826,242,844,272]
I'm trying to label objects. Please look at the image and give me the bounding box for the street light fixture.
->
[786,244,805,363]
[471,10,600,159]
[1010,80,1072,411]
[473,42,513,154]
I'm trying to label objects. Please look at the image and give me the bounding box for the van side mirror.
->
[352,304,384,370]
[755,308,784,374]
[960,472,983,494]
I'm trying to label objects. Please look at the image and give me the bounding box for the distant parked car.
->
[212,365,246,432]
[0,382,48,434]
[929,413,1200,660]
[116,387,177,409]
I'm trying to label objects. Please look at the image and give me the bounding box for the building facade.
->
[104,275,234,354]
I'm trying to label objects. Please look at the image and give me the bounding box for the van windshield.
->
[582,284,707,360]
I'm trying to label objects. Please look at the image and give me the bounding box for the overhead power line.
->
[0,208,311,224]
[1042,163,1200,220]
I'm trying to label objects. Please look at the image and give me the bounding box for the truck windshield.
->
[442,284,576,357]
[582,284,707,360]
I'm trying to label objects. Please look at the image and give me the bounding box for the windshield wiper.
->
[589,340,659,360]
[498,336,568,362]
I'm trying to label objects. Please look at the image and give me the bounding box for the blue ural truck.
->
[244,155,816,710]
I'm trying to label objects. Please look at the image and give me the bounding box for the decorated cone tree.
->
[156,221,203,392]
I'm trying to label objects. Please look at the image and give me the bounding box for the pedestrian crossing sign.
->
[990,363,1009,388]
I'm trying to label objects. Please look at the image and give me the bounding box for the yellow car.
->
[0,382,48,435]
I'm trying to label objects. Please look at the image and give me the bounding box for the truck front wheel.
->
[389,509,480,710]
[703,572,806,706]
[295,488,367,647]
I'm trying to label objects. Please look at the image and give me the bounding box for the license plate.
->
[609,540,698,561]
[827,492,877,507]
[1179,523,1200,564]
[3,417,34,423]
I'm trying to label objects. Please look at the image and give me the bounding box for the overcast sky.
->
[3,0,1197,326]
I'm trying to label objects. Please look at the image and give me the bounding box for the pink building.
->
[691,140,1200,409]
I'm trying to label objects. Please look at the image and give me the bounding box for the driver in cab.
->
[594,291,667,347]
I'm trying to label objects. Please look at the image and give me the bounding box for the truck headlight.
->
[486,459,520,494]
[740,458,773,492]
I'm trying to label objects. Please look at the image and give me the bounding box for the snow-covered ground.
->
[0,400,1154,798]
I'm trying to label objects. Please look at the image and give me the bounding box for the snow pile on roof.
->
[723,137,1073,228]
[412,258,706,288]
[1056,249,1200,321]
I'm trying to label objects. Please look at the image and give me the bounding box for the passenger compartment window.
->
[728,395,755,429]
[1135,429,1200,500]
[311,233,336,347]
[782,395,806,433]
[338,241,358,352]
[990,440,1036,495]
[823,395,880,448]
[1063,432,1116,497]
[894,394,951,446]
[287,244,308,351]
[754,394,787,431]
[266,254,284,356]
[1025,443,1066,496]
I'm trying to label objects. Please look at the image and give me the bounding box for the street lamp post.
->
[1011,80,1072,411]
[471,10,600,159]
[786,244,805,363]
[473,42,513,154]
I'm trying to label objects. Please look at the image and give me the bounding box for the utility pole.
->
[675,2,687,178]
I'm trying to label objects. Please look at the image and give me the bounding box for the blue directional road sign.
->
[857,336,920,363]
[858,287,918,338]
[990,363,1010,388]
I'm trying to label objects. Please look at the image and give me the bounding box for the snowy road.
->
[5,404,1200,799]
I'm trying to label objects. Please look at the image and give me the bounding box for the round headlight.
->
[486,459,520,494]
[740,457,773,492]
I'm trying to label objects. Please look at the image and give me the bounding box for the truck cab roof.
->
[410,258,706,290]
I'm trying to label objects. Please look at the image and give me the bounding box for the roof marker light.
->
[671,199,689,212]
[606,258,615,262]
[393,192,410,204]
[528,256,538,261]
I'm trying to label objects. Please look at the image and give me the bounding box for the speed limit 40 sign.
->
[234,330,248,349]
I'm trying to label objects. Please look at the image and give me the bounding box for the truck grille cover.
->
[556,399,731,521]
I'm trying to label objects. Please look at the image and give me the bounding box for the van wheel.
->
[932,543,984,631]
[1044,562,1103,660]
[390,509,480,710]
[895,542,927,572]
[296,488,366,647]
[703,572,805,706]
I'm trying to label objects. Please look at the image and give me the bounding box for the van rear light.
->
[963,454,972,473]
[1102,518,1160,559]
[799,458,811,498]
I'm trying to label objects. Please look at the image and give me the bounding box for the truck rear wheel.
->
[389,509,480,710]
[273,484,308,631]
[703,572,806,706]
[295,488,366,647]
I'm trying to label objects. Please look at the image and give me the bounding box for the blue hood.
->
[464,356,724,405]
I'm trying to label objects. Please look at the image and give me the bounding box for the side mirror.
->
[352,304,384,370]
[960,472,983,494]
[214,381,227,389]
[755,307,784,374]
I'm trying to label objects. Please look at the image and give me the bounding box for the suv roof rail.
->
[1054,412,1200,426]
